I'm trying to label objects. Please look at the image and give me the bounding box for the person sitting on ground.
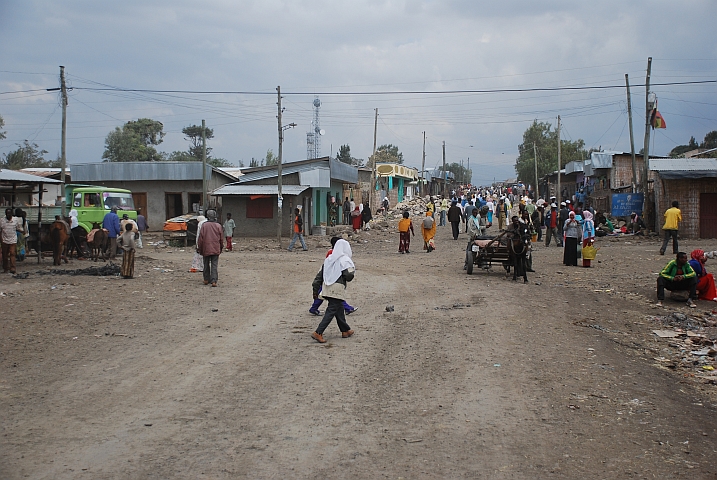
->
[656,252,698,308]
[629,212,646,235]
[688,249,717,302]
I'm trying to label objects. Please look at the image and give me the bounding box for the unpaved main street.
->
[1,224,716,479]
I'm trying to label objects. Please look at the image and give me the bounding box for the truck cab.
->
[66,185,137,232]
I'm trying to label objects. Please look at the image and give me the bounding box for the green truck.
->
[24,184,137,233]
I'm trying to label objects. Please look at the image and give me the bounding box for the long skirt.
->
[697,273,717,301]
[563,237,578,266]
[399,231,411,252]
[121,249,135,278]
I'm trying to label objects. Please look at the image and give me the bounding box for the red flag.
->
[651,109,666,129]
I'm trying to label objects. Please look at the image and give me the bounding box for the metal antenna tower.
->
[306,97,323,159]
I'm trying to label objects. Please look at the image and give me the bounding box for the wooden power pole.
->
[642,57,652,221]
[533,142,539,200]
[625,74,637,193]
[202,119,207,212]
[556,115,561,203]
[60,66,68,216]
[370,108,378,210]
[442,141,446,197]
[421,131,426,197]
[277,86,284,247]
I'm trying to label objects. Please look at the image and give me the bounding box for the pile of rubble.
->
[648,310,717,384]
[390,196,429,217]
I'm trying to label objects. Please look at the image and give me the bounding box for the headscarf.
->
[196,215,207,242]
[323,239,354,286]
[69,209,79,229]
[583,210,593,222]
[691,249,705,264]
[569,211,575,220]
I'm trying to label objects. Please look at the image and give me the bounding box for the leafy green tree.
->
[1,140,49,169]
[208,157,232,167]
[264,149,279,166]
[374,144,404,164]
[514,120,587,183]
[335,144,364,167]
[102,118,165,162]
[182,124,214,160]
[444,162,472,184]
[702,130,717,150]
[249,157,259,167]
[0,114,6,141]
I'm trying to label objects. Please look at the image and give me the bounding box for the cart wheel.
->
[466,251,474,275]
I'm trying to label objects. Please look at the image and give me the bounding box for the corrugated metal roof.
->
[0,169,62,183]
[239,161,327,183]
[71,162,235,182]
[211,184,309,196]
[564,161,583,174]
[650,158,717,171]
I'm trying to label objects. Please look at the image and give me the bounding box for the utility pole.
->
[642,57,652,222]
[370,108,378,210]
[202,119,207,213]
[277,86,284,247]
[533,142,539,200]
[625,73,637,193]
[421,131,426,197]
[556,115,561,203]
[59,66,68,216]
[442,141,446,197]
[467,157,470,187]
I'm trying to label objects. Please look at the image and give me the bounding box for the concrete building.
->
[649,158,717,239]
[211,157,358,237]
[70,162,236,224]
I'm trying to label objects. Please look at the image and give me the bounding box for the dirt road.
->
[1,224,716,478]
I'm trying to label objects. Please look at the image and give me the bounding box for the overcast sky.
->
[1,0,715,185]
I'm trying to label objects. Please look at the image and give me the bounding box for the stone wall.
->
[653,176,717,238]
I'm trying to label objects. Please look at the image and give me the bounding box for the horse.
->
[49,219,70,266]
[88,223,108,262]
[506,225,531,283]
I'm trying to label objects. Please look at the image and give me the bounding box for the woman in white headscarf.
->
[311,239,356,343]
[190,215,206,272]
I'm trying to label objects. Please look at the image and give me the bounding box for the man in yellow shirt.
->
[660,201,682,255]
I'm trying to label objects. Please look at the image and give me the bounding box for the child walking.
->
[398,211,414,253]
[309,237,357,316]
[311,239,355,343]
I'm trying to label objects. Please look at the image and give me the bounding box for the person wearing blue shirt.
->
[103,206,121,260]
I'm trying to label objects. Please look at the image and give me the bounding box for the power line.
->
[35,78,714,97]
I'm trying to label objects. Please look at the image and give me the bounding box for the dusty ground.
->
[1,222,716,479]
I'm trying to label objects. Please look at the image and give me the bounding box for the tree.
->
[102,118,165,162]
[702,130,717,150]
[335,144,364,167]
[514,120,587,183]
[182,124,214,160]
[1,140,49,169]
[264,149,279,166]
[373,144,404,164]
[249,157,259,167]
[443,162,472,185]
[0,114,6,141]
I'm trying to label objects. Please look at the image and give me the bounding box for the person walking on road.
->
[342,197,351,225]
[136,208,148,249]
[660,201,682,255]
[223,213,236,251]
[311,239,355,343]
[310,236,358,316]
[102,206,121,260]
[447,201,463,240]
[288,207,308,251]
[544,204,563,247]
[439,197,448,226]
[398,211,415,253]
[197,210,223,287]
[421,211,436,252]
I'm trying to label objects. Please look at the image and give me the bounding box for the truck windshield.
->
[103,192,135,210]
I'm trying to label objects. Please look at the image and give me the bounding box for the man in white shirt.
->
[1,208,21,274]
